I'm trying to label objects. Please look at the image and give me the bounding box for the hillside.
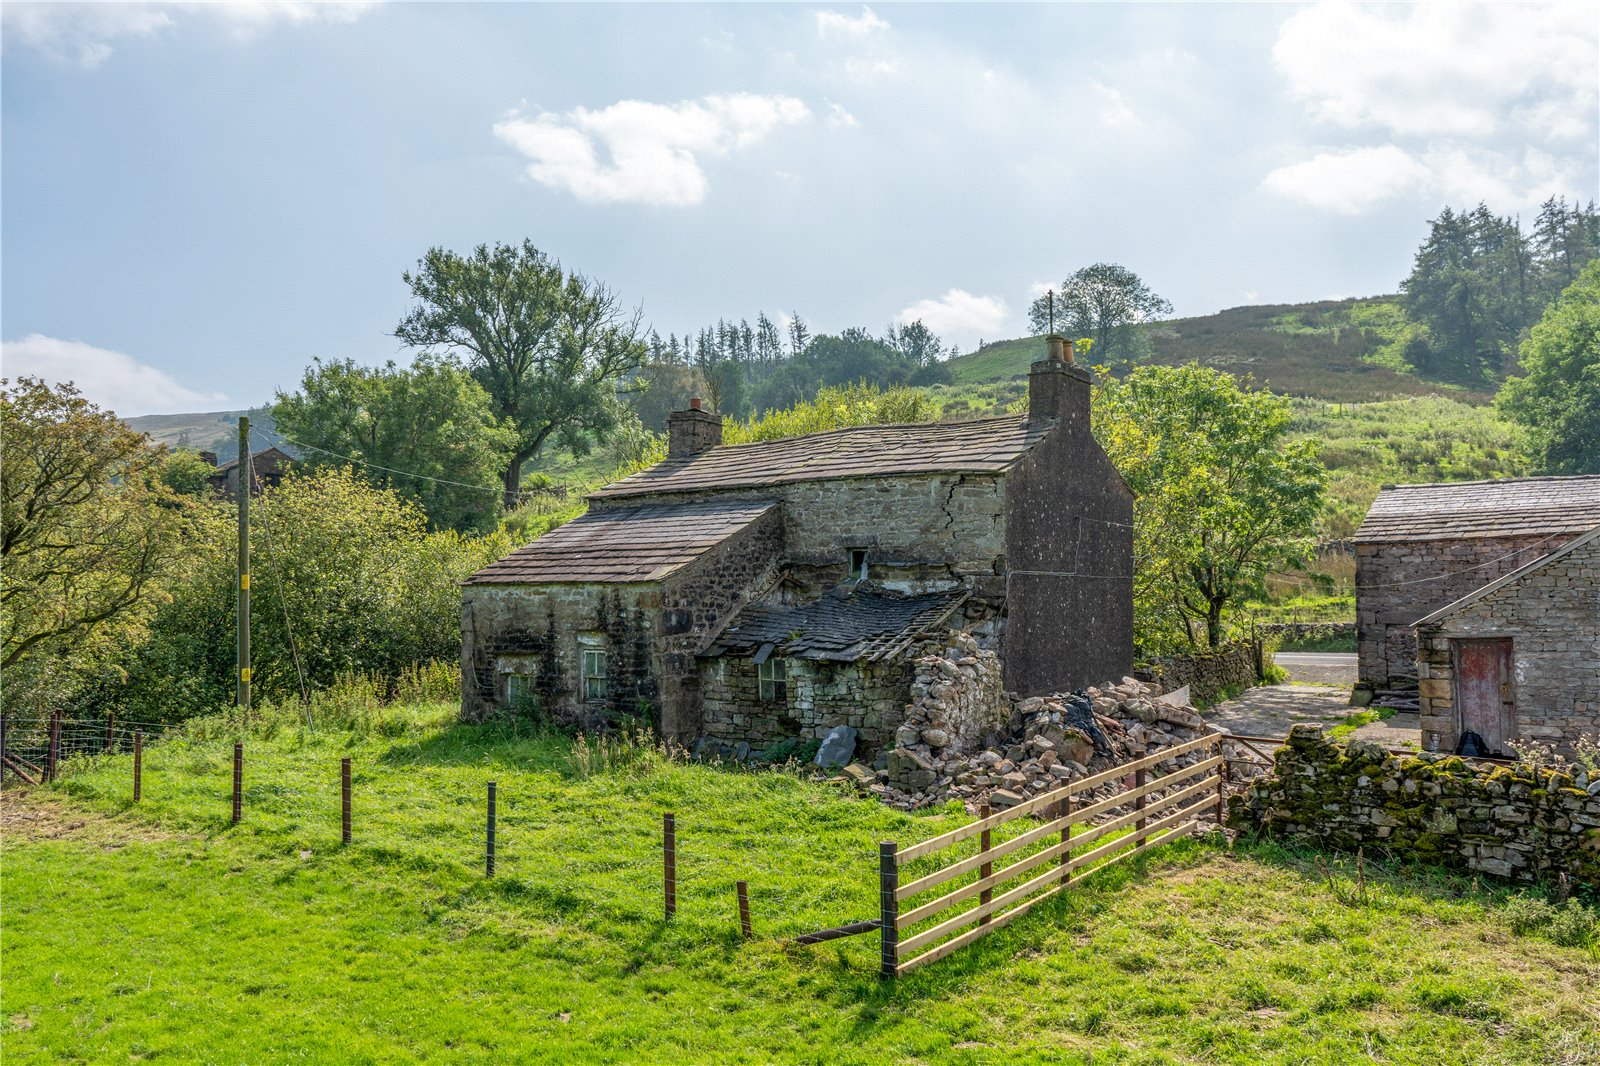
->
[124,408,277,460]
[947,296,1496,404]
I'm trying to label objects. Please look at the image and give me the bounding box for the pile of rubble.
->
[848,642,1226,815]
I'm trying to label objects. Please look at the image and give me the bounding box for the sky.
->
[3,1,1596,416]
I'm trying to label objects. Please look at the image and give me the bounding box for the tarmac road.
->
[1273,652,1356,687]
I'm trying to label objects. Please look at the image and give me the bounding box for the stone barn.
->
[1354,476,1600,696]
[461,334,1134,759]
[1413,524,1600,758]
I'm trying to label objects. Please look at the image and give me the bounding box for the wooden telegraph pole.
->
[237,416,251,711]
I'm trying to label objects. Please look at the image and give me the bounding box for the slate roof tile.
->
[702,584,969,663]
[1356,476,1600,542]
[591,415,1052,500]
[465,499,776,585]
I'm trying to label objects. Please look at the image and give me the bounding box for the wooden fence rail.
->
[881,732,1225,977]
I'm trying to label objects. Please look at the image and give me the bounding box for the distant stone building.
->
[460,336,1135,755]
[1353,476,1600,693]
[209,447,295,499]
[1413,525,1600,758]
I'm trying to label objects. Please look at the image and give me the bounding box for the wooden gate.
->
[1453,638,1513,755]
[878,733,1225,977]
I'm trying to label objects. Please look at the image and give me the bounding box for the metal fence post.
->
[133,730,143,802]
[231,742,243,824]
[879,841,898,979]
[663,813,676,918]
[486,781,497,877]
[341,757,352,845]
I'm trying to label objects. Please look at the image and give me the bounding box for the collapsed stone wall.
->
[1227,724,1600,883]
[1138,641,1261,705]
[699,656,911,756]
[869,640,1224,815]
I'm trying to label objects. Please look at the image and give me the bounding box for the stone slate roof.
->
[1416,523,1600,626]
[464,499,775,585]
[702,584,969,663]
[591,415,1053,500]
[1356,476,1600,543]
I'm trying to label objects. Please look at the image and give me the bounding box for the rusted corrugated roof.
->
[465,499,776,585]
[702,584,968,662]
[1356,476,1600,542]
[591,415,1052,500]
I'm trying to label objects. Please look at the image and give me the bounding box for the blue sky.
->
[3,1,1596,415]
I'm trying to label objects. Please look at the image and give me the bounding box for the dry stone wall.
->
[1138,642,1261,706]
[1228,725,1600,883]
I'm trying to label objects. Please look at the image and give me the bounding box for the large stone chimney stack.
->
[1028,335,1094,429]
[668,397,723,458]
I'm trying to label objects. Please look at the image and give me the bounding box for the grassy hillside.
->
[124,408,276,459]
[5,703,1596,1063]
[946,297,1494,405]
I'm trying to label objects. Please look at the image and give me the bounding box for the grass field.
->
[4,702,1597,1064]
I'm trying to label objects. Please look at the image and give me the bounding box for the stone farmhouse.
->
[1354,475,1600,756]
[460,336,1134,756]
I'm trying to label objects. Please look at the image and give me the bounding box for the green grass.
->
[1326,708,1397,741]
[5,703,1597,1064]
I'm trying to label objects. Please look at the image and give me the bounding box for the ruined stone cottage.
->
[461,335,1134,759]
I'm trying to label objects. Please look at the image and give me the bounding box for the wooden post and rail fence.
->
[877,731,1228,978]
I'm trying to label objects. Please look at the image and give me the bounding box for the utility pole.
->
[237,416,251,710]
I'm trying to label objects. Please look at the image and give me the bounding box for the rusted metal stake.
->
[486,781,497,877]
[978,802,993,925]
[736,880,752,939]
[1134,767,1147,838]
[231,742,243,824]
[341,757,352,845]
[133,730,143,802]
[879,840,899,979]
[663,813,676,918]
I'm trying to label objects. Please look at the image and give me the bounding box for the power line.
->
[254,426,514,498]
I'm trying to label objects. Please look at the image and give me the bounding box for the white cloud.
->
[1090,81,1140,129]
[1263,143,1579,214]
[494,93,811,207]
[1262,145,1431,214]
[2,335,228,416]
[825,101,858,128]
[1273,1,1596,141]
[814,6,888,39]
[2,1,380,67]
[895,290,1009,350]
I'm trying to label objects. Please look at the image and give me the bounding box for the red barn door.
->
[1453,638,1513,755]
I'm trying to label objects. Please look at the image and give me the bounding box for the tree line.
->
[1401,196,1599,381]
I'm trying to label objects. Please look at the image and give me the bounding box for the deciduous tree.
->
[1028,264,1173,365]
[1498,258,1600,475]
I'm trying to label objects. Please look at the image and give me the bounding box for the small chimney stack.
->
[668,397,722,458]
[1028,335,1092,426]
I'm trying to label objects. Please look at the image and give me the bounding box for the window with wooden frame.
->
[581,648,608,702]
[506,673,534,706]
[758,657,788,702]
[848,548,869,582]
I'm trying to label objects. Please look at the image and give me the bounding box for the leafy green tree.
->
[159,448,221,496]
[395,241,647,510]
[1092,366,1324,651]
[1498,258,1600,474]
[0,378,186,705]
[1028,264,1173,365]
[272,354,514,531]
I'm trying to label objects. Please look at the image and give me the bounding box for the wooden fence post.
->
[879,841,898,979]
[978,802,993,925]
[106,712,115,754]
[133,730,142,802]
[736,880,752,939]
[485,781,497,877]
[1134,767,1147,838]
[341,757,352,845]
[1061,793,1075,884]
[231,742,243,824]
[663,813,677,918]
[1216,742,1228,821]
